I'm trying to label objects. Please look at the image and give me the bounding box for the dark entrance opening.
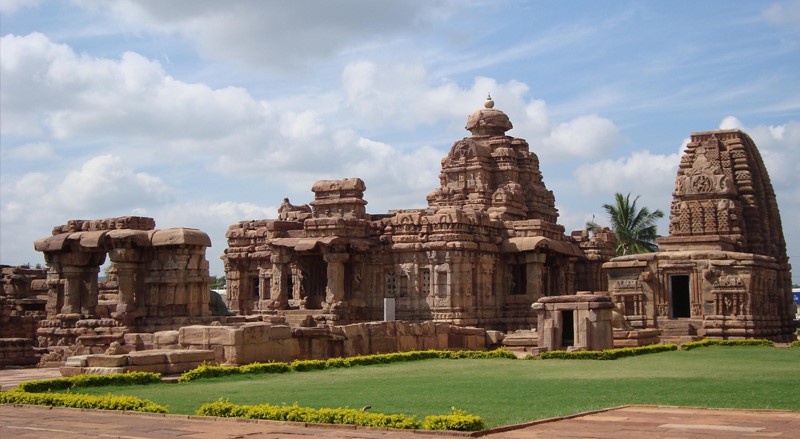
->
[561,310,574,348]
[511,263,527,295]
[298,256,326,309]
[670,275,691,318]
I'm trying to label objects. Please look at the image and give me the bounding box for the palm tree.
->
[587,193,664,256]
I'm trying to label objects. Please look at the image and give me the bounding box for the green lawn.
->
[74,346,800,427]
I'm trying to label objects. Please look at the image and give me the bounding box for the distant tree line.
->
[209,275,226,290]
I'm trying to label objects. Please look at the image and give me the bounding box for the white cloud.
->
[78,0,453,70]
[575,149,679,211]
[541,114,619,160]
[719,116,744,130]
[8,142,57,160]
[0,33,269,148]
[55,155,173,211]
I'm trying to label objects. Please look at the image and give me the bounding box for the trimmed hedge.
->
[0,390,167,413]
[196,399,484,431]
[179,348,517,383]
[538,343,677,360]
[17,371,162,393]
[422,407,485,431]
[792,340,800,348]
[680,339,773,351]
[196,399,419,429]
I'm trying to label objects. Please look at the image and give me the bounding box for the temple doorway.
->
[670,275,691,318]
[295,255,326,309]
[561,310,574,348]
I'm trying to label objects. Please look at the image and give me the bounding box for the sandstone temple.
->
[0,98,795,372]
[605,129,795,341]
[222,97,617,330]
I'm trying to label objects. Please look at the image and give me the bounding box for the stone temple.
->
[222,97,617,331]
[605,129,795,342]
[0,99,795,372]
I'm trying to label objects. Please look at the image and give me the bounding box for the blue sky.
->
[1,0,799,281]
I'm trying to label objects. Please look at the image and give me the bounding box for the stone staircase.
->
[281,310,319,327]
[658,319,703,344]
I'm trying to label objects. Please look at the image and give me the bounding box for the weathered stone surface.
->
[534,294,614,352]
[85,354,128,367]
[221,98,616,330]
[605,130,794,342]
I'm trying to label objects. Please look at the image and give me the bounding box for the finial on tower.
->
[484,93,494,109]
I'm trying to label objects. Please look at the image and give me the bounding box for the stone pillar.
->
[257,266,271,310]
[80,265,100,318]
[44,263,64,318]
[323,252,349,308]
[566,258,577,295]
[60,266,82,316]
[108,247,147,320]
[269,254,290,309]
[525,253,546,298]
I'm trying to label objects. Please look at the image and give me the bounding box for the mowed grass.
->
[74,346,800,427]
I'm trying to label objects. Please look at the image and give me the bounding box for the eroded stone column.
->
[323,252,349,308]
[269,254,290,309]
[525,253,546,298]
[108,247,147,320]
[60,266,82,316]
[80,265,100,318]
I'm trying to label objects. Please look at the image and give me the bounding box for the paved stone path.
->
[2,404,798,438]
[2,369,798,438]
[0,367,61,391]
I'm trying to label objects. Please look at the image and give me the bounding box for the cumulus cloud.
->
[541,114,619,160]
[574,149,679,214]
[0,33,269,149]
[77,0,452,70]
[54,155,173,211]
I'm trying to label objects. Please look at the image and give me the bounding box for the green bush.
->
[178,363,241,383]
[680,339,773,351]
[289,359,327,372]
[422,407,484,431]
[179,349,517,382]
[239,362,291,374]
[196,399,419,429]
[17,372,162,393]
[539,343,677,360]
[0,390,167,413]
[792,340,800,348]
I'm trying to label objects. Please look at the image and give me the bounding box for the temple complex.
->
[0,100,794,371]
[605,130,795,341]
[223,97,617,331]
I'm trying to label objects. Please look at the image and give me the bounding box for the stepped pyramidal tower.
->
[222,97,616,330]
[605,129,794,341]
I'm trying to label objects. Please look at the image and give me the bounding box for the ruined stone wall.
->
[0,266,48,367]
[33,217,215,362]
[161,320,489,365]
